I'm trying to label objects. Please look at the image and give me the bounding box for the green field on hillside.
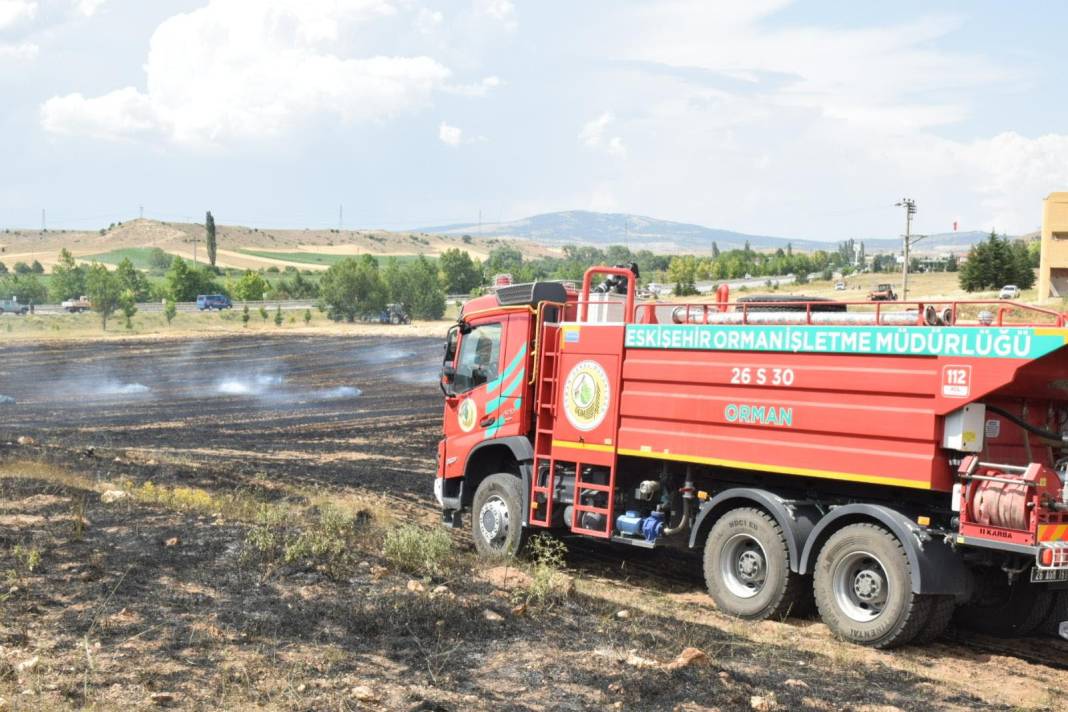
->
[85,247,175,270]
[239,250,434,267]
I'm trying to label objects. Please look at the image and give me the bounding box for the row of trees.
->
[319,255,445,321]
[959,233,1037,292]
[0,260,44,275]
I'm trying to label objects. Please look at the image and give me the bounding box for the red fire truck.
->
[434,266,1068,647]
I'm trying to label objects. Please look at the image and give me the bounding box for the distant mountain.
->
[418,210,1004,254]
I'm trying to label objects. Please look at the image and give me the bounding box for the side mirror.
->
[440,364,456,397]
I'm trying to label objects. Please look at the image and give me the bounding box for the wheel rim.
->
[478,495,510,550]
[832,550,890,622]
[720,533,767,599]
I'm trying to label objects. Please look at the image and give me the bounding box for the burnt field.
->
[0,335,1067,710]
[0,334,444,498]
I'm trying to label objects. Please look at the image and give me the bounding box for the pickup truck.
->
[0,298,29,315]
[62,296,92,313]
[868,283,897,301]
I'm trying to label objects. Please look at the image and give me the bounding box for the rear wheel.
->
[703,508,808,620]
[912,595,955,644]
[471,473,529,558]
[955,571,1055,637]
[813,523,931,648]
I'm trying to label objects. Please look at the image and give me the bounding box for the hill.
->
[0,219,556,272]
[419,210,1011,255]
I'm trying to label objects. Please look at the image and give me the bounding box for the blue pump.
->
[616,510,665,542]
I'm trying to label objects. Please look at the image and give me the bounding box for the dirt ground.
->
[1,335,1066,711]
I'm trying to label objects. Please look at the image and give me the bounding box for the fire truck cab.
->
[435,266,1068,648]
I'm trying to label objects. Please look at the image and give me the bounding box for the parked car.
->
[834,281,846,291]
[868,283,897,301]
[999,285,1021,299]
[196,294,232,310]
[0,297,29,315]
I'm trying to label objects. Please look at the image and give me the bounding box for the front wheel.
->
[703,507,809,620]
[813,523,931,648]
[471,473,529,558]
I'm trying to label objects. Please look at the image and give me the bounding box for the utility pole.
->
[41,209,45,232]
[139,205,144,220]
[478,209,482,236]
[624,214,629,251]
[896,198,916,300]
[338,204,343,231]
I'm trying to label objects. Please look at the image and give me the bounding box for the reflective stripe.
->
[487,344,527,394]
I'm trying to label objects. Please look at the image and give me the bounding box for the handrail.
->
[580,266,636,323]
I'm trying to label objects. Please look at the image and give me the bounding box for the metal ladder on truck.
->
[529,315,618,539]
[529,316,561,528]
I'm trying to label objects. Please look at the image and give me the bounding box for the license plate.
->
[1031,567,1068,583]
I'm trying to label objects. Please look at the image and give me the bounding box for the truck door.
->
[441,318,507,477]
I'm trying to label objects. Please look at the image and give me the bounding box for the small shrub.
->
[259,305,268,321]
[522,534,570,608]
[13,544,42,573]
[242,305,250,327]
[274,306,283,326]
[303,308,311,325]
[383,524,453,577]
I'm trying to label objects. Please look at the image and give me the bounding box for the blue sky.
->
[2,0,1067,240]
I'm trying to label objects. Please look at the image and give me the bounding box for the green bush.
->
[383,524,453,577]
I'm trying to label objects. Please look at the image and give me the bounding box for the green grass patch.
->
[84,247,176,270]
[239,250,435,267]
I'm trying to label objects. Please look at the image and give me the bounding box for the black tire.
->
[1038,589,1068,638]
[471,473,529,558]
[390,314,401,325]
[813,523,931,648]
[703,508,809,620]
[956,572,1055,637]
[912,595,955,644]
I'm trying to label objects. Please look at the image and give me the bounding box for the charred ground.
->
[0,335,1065,711]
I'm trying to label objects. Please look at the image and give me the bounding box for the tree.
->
[274,305,283,326]
[84,263,122,330]
[0,261,6,275]
[120,289,137,329]
[667,255,699,296]
[303,308,312,325]
[49,249,86,301]
[959,232,1032,292]
[30,260,43,274]
[115,257,150,301]
[387,255,445,319]
[438,248,481,293]
[318,255,386,322]
[712,242,721,259]
[166,257,222,301]
[242,305,251,327]
[0,274,47,304]
[259,304,268,321]
[946,254,959,273]
[14,262,31,274]
[205,211,217,267]
[231,270,269,301]
[148,247,174,271]
[164,299,177,325]
[484,245,523,276]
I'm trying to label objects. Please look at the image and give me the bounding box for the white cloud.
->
[580,112,626,158]
[41,0,453,146]
[415,7,442,34]
[438,121,462,146]
[0,41,37,61]
[0,0,36,29]
[476,0,516,30]
[74,0,106,17]
[445,75,501,96]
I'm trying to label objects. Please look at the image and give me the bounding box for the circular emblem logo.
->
[563,360,611,432]
[457,398,478,433]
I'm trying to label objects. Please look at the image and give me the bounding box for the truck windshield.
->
[453,323,502,393]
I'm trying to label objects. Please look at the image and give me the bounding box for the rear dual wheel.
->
[813,524,937,648]
[955,569,1056,637]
